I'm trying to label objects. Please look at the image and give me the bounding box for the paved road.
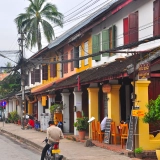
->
[0,134,40,160]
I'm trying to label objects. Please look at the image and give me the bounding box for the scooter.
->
[43,137,63,160]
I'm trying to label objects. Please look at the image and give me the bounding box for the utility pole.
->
[18,29,26,130]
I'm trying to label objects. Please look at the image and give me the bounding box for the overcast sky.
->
[0,0,110,66]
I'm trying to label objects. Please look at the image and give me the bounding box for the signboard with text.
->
[104,118,112,144]
[132,110,144,117]
[138,63,150,79]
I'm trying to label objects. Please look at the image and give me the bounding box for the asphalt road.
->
[0,134,40,160]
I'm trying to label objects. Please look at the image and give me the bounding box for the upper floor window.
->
[84,41,89,65]
[42,65,48,80]
[70,49,74,71]
[123,11,138,45]
[153,0,160,36]
[30,68,41,84]
[92,25,116,61]
[50,58,57,78]
[63,53,68,74]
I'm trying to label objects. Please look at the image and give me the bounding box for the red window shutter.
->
[31,70,35,84]
[123,18,129,45]
[35,69,40,82]
[71,49,74,71]
[153,0,160,36]
[63,53,68,74]
[50,64,54,77]
[129,11,138,44]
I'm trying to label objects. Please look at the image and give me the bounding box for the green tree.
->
[4,62,12,73]
[14,0,63,50]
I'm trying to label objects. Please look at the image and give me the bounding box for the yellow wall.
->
[108,85,121,127]
[75,33,92,73]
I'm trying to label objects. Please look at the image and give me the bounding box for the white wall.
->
[92,0,154,67]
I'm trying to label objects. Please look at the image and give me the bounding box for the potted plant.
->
[134,147,143,159]
[74,116,89,140]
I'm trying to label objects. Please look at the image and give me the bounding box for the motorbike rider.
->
[41,120,64,160]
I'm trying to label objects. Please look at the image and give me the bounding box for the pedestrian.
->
[100,116,108,132]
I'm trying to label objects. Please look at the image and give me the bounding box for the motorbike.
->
[43,137,63,160]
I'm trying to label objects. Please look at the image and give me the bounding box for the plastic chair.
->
[97,121,105,143]
[121,124,128,148]
[111,122,121,145]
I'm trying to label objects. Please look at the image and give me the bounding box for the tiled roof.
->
[53,55,140,90]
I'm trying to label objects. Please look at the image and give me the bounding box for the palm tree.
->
[15,0,63,50]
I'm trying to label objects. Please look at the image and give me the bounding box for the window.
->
[25,74,29,86]
[84,41,89,65]
[42,65,48,80]
[79,46,81,67]
[35,69,40,82]
[74,46,79,68]
[50,59,57,78]
[102,25,116,57]
[92,34,100,61]
[71,49,74,71]
[31,69,35,84]
[63,53,68,73]
[153,0,160,36]
[123,11,138,45]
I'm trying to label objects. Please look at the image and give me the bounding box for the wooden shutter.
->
[153,0,160,36]
[123,18,129,45]
[50,64,54,77]
[42,65,48,80]
[63,53,68,74]
[71,49,74,71]
[53,63,57,77]
[102,29,109,57]
[129,11,138,44]
[74,47,79,68]
[35,69,40,82]
[112,25,116,48]
[92,34,101,61]
[31,70,35,84]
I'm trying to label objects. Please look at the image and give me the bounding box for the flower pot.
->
[156,150,160,160]
[78,131,86,140]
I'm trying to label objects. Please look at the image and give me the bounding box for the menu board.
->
[104,118,112,144]
[126,116,138,151]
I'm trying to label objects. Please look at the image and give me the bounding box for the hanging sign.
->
[0,100,7,107]
[138,63,150,79]
[102,84,112,93]
[42,96,47,106]
[132,110,145,117]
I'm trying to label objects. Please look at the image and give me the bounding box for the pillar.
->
[8,100,13,113]
[108,85,121,126]
[73,87,82,135]
[12,99,16,111]
[5,101,9,118]
[61,89,70,133]
[28,102,33,115]
[135,80,151,149]
[87,85,99,138]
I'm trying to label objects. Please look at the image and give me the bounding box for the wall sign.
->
[102,84,112,93]
[104,118,112,144]
[138,63,150,79]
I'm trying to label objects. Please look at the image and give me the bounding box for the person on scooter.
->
[41,120,64,160]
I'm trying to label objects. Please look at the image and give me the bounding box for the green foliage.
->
[143,95,160,124]
[74,117,89,131]
[8,111,20,122]
[50,103,60,114]
[0,71,21,99]
[14,0,64,50]
[134,147,143,154]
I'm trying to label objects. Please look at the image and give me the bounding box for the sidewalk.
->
[0,123,143,160]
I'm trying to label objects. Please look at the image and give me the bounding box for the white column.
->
[73,87,82,135]
[9,100,13,112]
[5,101,9,118]
[12,99,16,111]
[61,89,70,133]
[38,101,43,121]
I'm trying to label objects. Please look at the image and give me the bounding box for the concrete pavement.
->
[0,122,134,160]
